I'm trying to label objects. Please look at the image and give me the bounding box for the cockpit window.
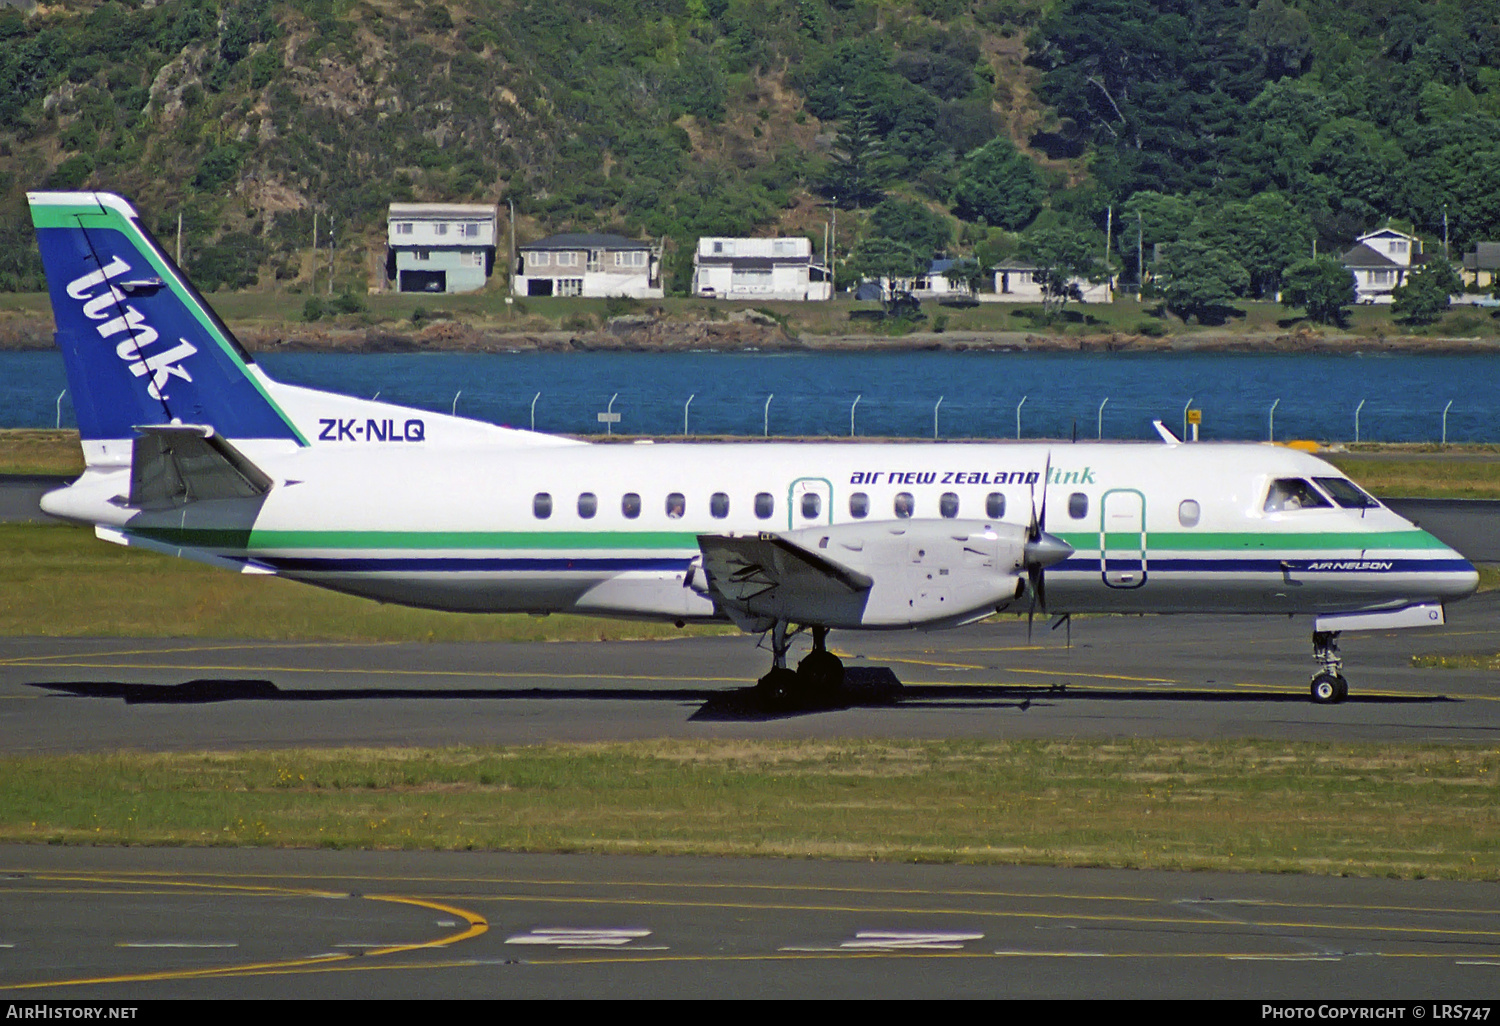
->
[1313,477,1380,510]
[1264,478,1332,512]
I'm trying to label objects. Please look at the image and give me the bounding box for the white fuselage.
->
[49,437,1478,627]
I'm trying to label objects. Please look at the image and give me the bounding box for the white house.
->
[858,260,976,302]
[514,233,663,298]
[386,203,497,294]
[983,261,1112,304]
[1340,227,1420,304]
[692,237,830,301]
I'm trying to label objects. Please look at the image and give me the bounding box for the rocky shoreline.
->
[2,310,1498,355]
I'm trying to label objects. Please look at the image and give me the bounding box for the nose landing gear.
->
[1310,630,1348,704]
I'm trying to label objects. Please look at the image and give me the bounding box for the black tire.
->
[757,667,798,707]
[1311,672,1342,705]
[796,649,845,695]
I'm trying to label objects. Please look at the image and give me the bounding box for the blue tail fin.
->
[28,191,304,446]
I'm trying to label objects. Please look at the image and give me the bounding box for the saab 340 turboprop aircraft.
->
[28,191,1479,704]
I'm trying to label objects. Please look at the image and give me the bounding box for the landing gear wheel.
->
[1310,671,1347,705]
[796,649,846,696]
[757,666,798,706]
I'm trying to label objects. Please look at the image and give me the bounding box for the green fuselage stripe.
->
[129,526,1444,554]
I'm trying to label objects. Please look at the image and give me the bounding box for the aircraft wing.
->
[697,533,874,608]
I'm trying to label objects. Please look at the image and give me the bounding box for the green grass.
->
[0,740,1492,879]
[0,522,731,643]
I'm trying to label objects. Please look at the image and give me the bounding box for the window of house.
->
[1068,492,1088,519]
[435,223,448,236]
[894,492,914,518]
[556,252,578,266]
[614,251,646,268]
[531,252,549,267]
[666,493,686,518]
[800,492,822,520]
[414,250,430,261]
[710,493,730,518]
[464,223,481,238]
[755,493,774,519]
[577,492,597,519]
[396,222,413,235]
[712,241,726,254]
[986,492,1005,519]
[622,493,641,519]
[557,279,583,297]
[464,251,484,267]
[533,493,552,519]
[773,239,796,256]
[849,492,869,518]
[587,250,602,272]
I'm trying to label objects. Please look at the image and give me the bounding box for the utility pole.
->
[311,209,318,294]
[175,212,182,266]
[1104,205,1113,297]
[1136,211,1143,300]
[328,214,335,296]
[508,198,516,296]
[1444,204,1450,262]
[831,199,837,296]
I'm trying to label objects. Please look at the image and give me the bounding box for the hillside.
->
[2,0,1498,305]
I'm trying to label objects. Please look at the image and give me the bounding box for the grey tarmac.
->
[0,845,1498,999]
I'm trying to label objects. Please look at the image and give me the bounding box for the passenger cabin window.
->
[621,493,641,519]
[1264,478,1332,513]
[754,493,774,519]
[533,492,552,519]
[800,492,822,520]
[986,492,1005,519]
[666,493,686,519]
[1068,492,1088,519]
[939,492,959,518]
[1313,477,1379,510]
[710,492,730,518]
[1178,499,1201,527]
[849,492,869,518]
[894,492,914,518]
[577,493,597,519]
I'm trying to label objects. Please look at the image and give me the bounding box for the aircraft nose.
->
[1421,530,1480,601]
[1023,531,1074,570]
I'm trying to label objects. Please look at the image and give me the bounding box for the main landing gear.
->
[757,622,845,706]
[1310,629,1349,705]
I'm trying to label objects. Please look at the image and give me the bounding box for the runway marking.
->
[0,640,397,666]
[117,942,239,949]
[9,661,754,685]
[998,668,1180,684]
[0,883,488,991]
[783,930,984,952]
[505,928,660,949]
[1227,955,1343,962]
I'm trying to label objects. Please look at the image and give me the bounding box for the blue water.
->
[2,349,1495,443]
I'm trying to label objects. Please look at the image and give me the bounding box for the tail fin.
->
[28,191,304,461]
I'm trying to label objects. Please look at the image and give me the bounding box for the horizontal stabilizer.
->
[129,424,273,508]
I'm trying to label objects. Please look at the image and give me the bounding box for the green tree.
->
[1156,240,1249,324]
[1280,257,1356,326]
[819,105,889,210]
[1018,224,1104,319]
[847,237,925,298]
[952,137,1044,230]
[1392,260,1464,325]
[941,257,987,295]
[868,198,953,259]
[1197,192,1314,299]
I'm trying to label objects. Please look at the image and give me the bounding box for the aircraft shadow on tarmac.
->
[26,664,1454,722]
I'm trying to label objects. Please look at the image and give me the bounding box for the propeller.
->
[1024,451,1074,641]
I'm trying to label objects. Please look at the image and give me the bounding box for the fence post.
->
[451,390,462,416]
[1442,399,1453,446]
[1097,397,1108,440]
[1016,395,1026,440]
[1268,398,1279,442]
[1182,397,1194,442]
[1355,398,1366,443]
[531,392,540,432]
[763,394,773,438]
[55,389,66,430]
[684,394,695,437]
[933,396,943,440]
[850,394,861,437]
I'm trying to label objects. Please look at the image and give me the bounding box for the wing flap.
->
[697,532,873,608]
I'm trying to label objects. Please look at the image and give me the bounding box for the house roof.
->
[388,203,496,219]
[522,233,651,251]
[1356,227,1418,244]
[1340,243,1401,269]
[1463,242,1500,271]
